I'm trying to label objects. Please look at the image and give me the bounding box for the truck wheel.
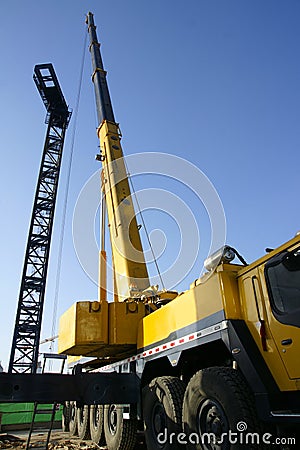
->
[90,404,106,445]
[62,401,70,432]
[182,367,261,450]
[69,401,78,436]
[104,404,137,450]
[77,404,91,440]
[142,376,186,450]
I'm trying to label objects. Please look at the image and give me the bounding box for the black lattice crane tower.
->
[9,64,71,373]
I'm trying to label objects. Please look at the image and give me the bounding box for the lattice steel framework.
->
[9,64,71,373]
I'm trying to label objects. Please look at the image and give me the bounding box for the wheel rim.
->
[151,402,167,445]
[108,405,118,435]
[197,398,229,450]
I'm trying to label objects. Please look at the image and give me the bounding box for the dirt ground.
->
[0,431,102,449]
[0,430,146,449]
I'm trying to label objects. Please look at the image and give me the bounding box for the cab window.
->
[266,247,300,319]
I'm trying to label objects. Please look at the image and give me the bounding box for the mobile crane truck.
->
[56,12,300,450]
[0,11,299,450]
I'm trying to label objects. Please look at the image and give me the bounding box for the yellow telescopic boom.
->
[86,12,150,301]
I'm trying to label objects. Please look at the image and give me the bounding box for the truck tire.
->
[69,401,78,436]
[182,367,261,450]
[77,404,91,440]
[62,401,70,432]
[103,404,137,450]
[90,404,106,445]
[142,376,186,450]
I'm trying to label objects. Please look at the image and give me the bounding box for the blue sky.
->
[0,0,299,369]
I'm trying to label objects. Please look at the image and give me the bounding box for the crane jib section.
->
[8,64,71,374]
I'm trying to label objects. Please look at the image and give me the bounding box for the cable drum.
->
[72,152,226,296]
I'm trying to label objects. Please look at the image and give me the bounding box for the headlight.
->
[204,246,236,271]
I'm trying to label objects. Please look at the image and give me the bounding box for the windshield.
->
[265,247,300,325]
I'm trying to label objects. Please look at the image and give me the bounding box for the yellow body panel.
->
[262,297,300,380]
[138,267,239,350]
[236,234,300,390]
[238,270,296,391]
